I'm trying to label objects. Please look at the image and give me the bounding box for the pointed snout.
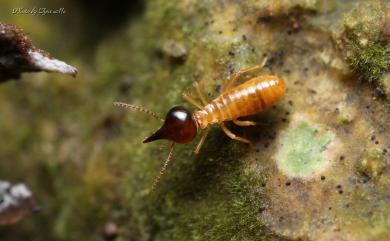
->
[143,128,164,143]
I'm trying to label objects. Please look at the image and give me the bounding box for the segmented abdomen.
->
[194,76,285,129]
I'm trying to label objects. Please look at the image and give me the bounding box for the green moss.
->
[342,1,390,83]
[347,41,390,83]
[142,138,276,241]
[275,121,334,178]
[115,127,276,241]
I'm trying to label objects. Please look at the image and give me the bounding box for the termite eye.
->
[143,106,197,144]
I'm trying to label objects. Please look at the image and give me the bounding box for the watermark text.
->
[12,7,66,16]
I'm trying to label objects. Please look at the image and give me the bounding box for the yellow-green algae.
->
[1,0,390,241]
[356,148,387,181]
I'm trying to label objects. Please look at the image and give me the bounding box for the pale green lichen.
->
[275,121,334,178]
[344,1,386,42]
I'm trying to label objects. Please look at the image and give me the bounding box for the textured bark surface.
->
[0,23,77,82]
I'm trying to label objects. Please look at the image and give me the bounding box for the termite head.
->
[143,106,197,144]
[113,102,197,189]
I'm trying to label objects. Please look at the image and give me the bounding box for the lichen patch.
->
[274,115,335,178]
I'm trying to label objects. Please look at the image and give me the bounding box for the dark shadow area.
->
[70,0,145,55]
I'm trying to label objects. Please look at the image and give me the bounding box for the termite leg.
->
[224,58,268,92]
[233,119,257,126]
[193,82,208,105]
[182,92,203,109]
[194,128,210,155]
[220,122,251,144]
[224,65,261,91]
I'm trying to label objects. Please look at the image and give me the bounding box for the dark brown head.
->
[143,106,198,144]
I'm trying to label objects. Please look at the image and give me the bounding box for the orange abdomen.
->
[194,76,285,129]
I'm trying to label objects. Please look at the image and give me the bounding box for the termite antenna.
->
[151,142,175,190]
[113,102,163,122]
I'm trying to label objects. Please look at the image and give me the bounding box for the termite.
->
[114,60,285,189]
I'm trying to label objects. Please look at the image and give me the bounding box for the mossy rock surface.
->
[0,0,390,241]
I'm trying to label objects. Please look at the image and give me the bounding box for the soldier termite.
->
[114,61,285,189]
